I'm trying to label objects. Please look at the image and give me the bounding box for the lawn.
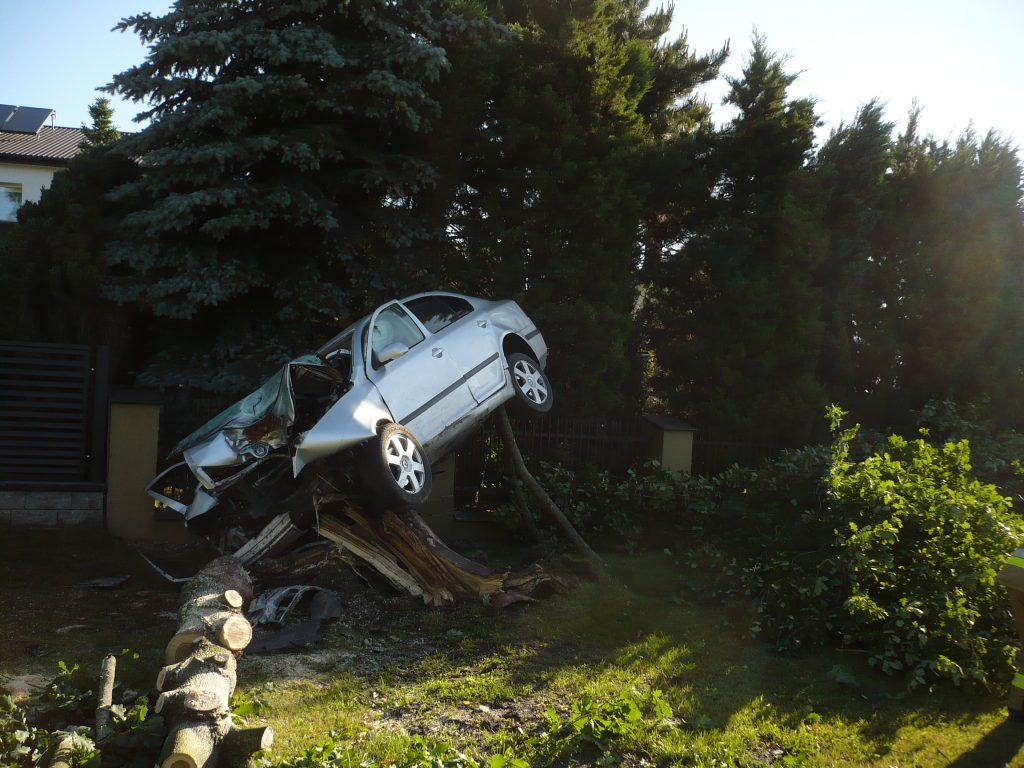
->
[2,528,1023,767]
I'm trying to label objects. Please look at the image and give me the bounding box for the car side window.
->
[405,295,473,333]
[371,304,425,362]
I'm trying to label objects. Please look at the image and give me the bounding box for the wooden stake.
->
[495,406,604,569]
[95,654,116,741]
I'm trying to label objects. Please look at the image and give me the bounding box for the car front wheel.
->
[507,352,554,415]
[359,422,432,508]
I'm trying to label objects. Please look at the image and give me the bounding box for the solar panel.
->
[0,105,17,129]
[3,107,54,134]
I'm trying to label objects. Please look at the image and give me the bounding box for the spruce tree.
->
[80,97,121,148]
[105,0,496,391]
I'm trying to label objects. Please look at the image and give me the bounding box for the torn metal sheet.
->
[145,292,552,568]
[247,618,323,654]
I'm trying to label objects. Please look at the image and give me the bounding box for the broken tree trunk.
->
[316,495,558,606]
[495,406,604,569]
[166,556,255,664]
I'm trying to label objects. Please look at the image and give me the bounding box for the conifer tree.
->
[80,97,121,148]
[812,101,894,415]
[105,0,496,391]
[427,0,723,415]
[651,36,826,442]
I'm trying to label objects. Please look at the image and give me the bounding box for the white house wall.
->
[0,162,62,204]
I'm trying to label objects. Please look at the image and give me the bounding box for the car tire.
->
[359,422,432,508]
[507,352,554,416]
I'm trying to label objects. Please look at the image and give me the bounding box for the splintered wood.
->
[316,496,558,606]
[156,556,272,768]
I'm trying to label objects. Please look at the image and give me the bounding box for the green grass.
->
[240,552,1024,767]
[3,531,1023,766]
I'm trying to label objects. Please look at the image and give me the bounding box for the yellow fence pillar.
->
[106,391,197,542]
[642,414,695,474]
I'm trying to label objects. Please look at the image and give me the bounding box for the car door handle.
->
[477,320,488,328]
[432,347,444,358]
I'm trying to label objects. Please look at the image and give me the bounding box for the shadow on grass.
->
[946,716,1024,767]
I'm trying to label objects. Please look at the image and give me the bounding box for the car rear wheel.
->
[507,352,554,416]
[359,422,432,508]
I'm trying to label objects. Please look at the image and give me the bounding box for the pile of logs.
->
[155,556,272,768]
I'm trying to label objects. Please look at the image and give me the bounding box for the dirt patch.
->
[0,673,48,702]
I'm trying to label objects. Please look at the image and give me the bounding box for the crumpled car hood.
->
[172,354,342,458]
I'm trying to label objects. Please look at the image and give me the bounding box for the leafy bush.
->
[0,695,52,768]
[746,406,1024,687]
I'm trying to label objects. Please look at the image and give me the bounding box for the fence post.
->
[106,390,197,542]
[642,415,696,474]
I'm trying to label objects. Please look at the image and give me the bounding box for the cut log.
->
[221,726,275,765]
[157,645,236,693]
[157,592,270,767]
[166,556,254,664]
[158,716,232,768]
[44,733,77,768]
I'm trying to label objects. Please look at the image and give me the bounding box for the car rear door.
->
[404,295,506,404]
[363,301,475,445]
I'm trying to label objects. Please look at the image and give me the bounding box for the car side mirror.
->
[378,342,409,364]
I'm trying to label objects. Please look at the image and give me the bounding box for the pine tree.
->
[104,0,497,391]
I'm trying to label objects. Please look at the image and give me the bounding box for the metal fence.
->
[0,341,109,483]
[690,431,781,476]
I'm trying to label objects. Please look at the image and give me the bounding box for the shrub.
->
[747,406,1024,687]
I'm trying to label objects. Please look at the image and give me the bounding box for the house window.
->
[0,183,22,222]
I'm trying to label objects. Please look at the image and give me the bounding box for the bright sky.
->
[1,0,1021,152]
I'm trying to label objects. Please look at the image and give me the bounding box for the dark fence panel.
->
[0,341,109,483]
[691,431,781,476]
[453,413,649,507]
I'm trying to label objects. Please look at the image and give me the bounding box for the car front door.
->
[363,301,475,445]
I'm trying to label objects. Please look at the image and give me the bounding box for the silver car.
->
[147,292,552,539]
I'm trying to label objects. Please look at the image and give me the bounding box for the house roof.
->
[0,125,84,166]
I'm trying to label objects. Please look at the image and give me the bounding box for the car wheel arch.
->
[501,333,538,366]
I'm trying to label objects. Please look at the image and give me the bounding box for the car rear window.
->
[405,295,473,333]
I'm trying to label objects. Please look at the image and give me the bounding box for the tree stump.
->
[316,493,559,606]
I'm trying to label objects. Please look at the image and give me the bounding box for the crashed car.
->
[147,291,552,548]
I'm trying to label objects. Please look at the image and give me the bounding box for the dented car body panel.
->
[147,291,548,529]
